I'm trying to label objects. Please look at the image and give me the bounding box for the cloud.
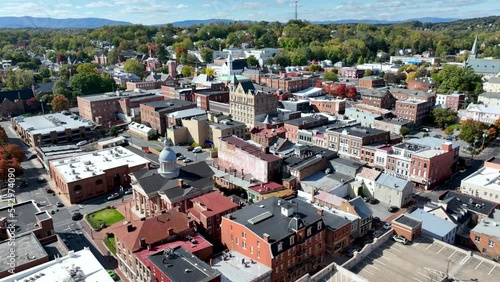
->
[276,0,288,4]
[202,1,219,7]
[176,4,188,9]
[85,1,114,8]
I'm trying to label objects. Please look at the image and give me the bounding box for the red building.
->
[394,99,431,126]
[409,142,458,189]
[360,89,395,109]
[193,90,229,111]
[359,76,385,89]
[220,197,326,282]
[251,125,287,147]
[188,192,239,245]
[284,116,329,142]
[309,97,346,114]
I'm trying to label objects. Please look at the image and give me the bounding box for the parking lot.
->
[350,236,500,282]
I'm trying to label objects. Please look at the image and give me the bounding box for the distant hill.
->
[0,16,131,28]
[313,17,459,25]
[168,18,249,27]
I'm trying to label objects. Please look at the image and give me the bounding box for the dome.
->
[159,140,176,163]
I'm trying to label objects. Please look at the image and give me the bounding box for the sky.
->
[0,0,499,25]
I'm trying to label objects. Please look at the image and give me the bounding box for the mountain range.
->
[0,16,461,28]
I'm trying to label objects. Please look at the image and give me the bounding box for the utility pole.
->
[294,0,298,20]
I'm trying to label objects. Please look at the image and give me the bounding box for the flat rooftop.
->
[349,236,500,282]
[148,247,220,282]
[394,214,421,228]
[212,251,272,282]
[142,99,194,111]
[50,146,150,183]
[78,89,163,102]
[3,248,114,282]
[0,201,43,236]
[462,166,500,191]
[13,112,96,135]
[0,233,48,273]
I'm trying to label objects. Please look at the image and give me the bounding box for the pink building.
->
[218,136,282,183]
[409,142,458,189]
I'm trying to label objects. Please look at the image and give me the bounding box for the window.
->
[489,240,495,247]
[278,242,283,252]
[257,251,260,258]
[250,246,253,254]
[290,236,295,245]
[475,236,481,242]
[317,222,322,230]
[236,237,239,245]
[242,231,246,238]
[257,241,260,248]
[242,241,246,249]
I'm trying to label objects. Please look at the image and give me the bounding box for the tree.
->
[432,108,458,127]
[346,86,357,99]
[59,64,77,80]
[50,94,69,112]
[435,65,482,98]
[76,62,98,74]
[323,71,338,82]
[336,84,347,98]
[406,72,417,82]
[205,68,215,77]
[109,126,119,137]
[400,127,410,137]
[309,64,321,72]
[200,48,214,63]
[247,55,259,67]
[70,73,104,96]
[363,69,373,77]
[444,126,454,136]
[108,48,119,65]
[26,97,40,110]
[38,67,50,79]
[123,59,145,78]
[4,69,34,90]
[459,119,489,144]
[181,66,194,77]
[0,126,8,144]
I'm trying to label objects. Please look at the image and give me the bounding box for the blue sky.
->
[1,0,498,25]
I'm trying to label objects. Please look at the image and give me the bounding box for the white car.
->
[393,235,408,244]
[383,222,392,230]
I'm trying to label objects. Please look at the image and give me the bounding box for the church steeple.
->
[470,35,478,59]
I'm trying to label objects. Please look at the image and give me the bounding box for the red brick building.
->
[258,73,310,93]
[284,116,329,142]
[359,76,385,89]
[309,97,346,114]
[319,209,352,255]
[407,77,436,92]
[220,197,326,282]
[339,68,365,78]
[436,93,465,111]
[139,99,195,135]
[392,214,422,242]
[251,125,287,147]
[193,90,229,111]
[409,142,458,189]
[188,192,239,245]
[394,99,431,126]
[470,210,500,261]
[360,89,395,109]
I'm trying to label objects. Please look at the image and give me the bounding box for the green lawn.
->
[86,209,125,230]
[103,236,116,255]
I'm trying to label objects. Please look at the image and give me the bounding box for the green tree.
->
[444,126,454,136]
[435,65,482,100]
[363,69,373,77]
[5,69,34,90]
[50,94,69,112]
[459,119,489,144]
[38,67,50,79]
[200,48,214,63]
[406,72,417,82]
[400,126,410,137]
[109,126,119,137]
[182,66,194,77]
[309,64,321,72]
[123,59,145,78]
[323,71,339,82]
[108,48,119,65]
[432,108,458,127]
[70,73,105,96]
[59,64,77,80]
[247,55,259,67]
[76,62,98,74]
[52,79,71,98]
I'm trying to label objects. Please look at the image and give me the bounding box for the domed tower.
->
[158,133,179,179]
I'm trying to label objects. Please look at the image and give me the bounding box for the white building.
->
[460,158,500,204]
[478,92,500,107]
[410,208,458,244]
[244,48,279,61]
[374,173,413,208]
[483,77,500,93]
[2,248,114,282]
[461,103,500,124]
[389,56,440,65]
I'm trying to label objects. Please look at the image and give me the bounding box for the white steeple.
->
[226,52,233,75]
[158,130,179,179]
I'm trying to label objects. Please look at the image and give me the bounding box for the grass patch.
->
[103,235,116,255]
[86,208,125,230]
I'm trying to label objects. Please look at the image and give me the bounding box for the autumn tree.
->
[444,126,454,136]
[406,72,417,82]
[363,69,373,77]
[205,68,215,77]
[336,84,347,98]
[182,66,195,77]
[51,94,70,112]
[0,126,8,144]
[459,119,489,144]
[26,97,40,110]
[346,86,357,99]
[123,59,145,78]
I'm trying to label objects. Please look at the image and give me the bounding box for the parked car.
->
[107,193,120,201]
[76,140,88,147]
[72,212,83,221]
[175,152,182,157]
[363,238,374,245]
[26,153,37,160]
[124,188,133,195]
[183,158,192,163]
[372,230,383,238]
[56,202,64,207]
[373,217,381,225]
[388,206,399,213]
[369,198,379,204]
[186,146,195,151]
[46,188,54,193]
[193,146,203,153]
[393,235,408,245]
[176,156,186,161]
[107,270,118,280]
[383,222,392,230]
[37,177,46,183]
[421,128,431,132]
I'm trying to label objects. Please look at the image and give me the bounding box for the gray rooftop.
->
[78,90,162,102]
[394,214,422,228]
[284,116,327,126]
[167,108,206,119]
[331,126,387,138]
[404,136,459,150]
[212,251,271,282]
[375,173,410,191]
[148,247,220,282]
[0,233,48,273]
[320,208,352,230]
[486,77,500,84]
[471,210,500,237]
[478,92,500,99]
[466,58,500,74]
[14,112,96,135]
[227,197,323,255]
[0,201,43,236]
[349,197,373,219]
[143,99,194,111]
[410,208,457,238]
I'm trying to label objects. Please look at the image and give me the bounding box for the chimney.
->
[310,190,315,203]
[263,233,270,242]
[224,168,227,173]
[209,259,213,266]
[140,238,147,248]
[178,179,184,187]
[145,162,151,170]
[317,209,324,216]
[188,220,195,228]
[167,228,174,236]
[217,164,220,170]
[127,224,134,232]
[441,142,452,152]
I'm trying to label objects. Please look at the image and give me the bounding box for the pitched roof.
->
[466,58,500,74]
[0,89,34,101]
[314,190,346,207]
[114,209,192,252]
[349,197,373,219]
[188,191,238,219]
[357,167,381,181]
[375,173,410,191]
[410,208,457,238]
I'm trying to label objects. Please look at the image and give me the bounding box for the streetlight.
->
[481,130,488,151]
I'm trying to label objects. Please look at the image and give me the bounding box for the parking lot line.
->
[488,265,496,275]
[418,272,433,280]
[475,260,483,269]
[389,245,403,253]
[413,277,423,282]
[367,255,387,265]
[459,255,470,265]
[426,242,434,250]
[448,250,456,259]
[436,245,446,254]
[354,266,375,276]
[372,250,392,261]
[360,261,381,271]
